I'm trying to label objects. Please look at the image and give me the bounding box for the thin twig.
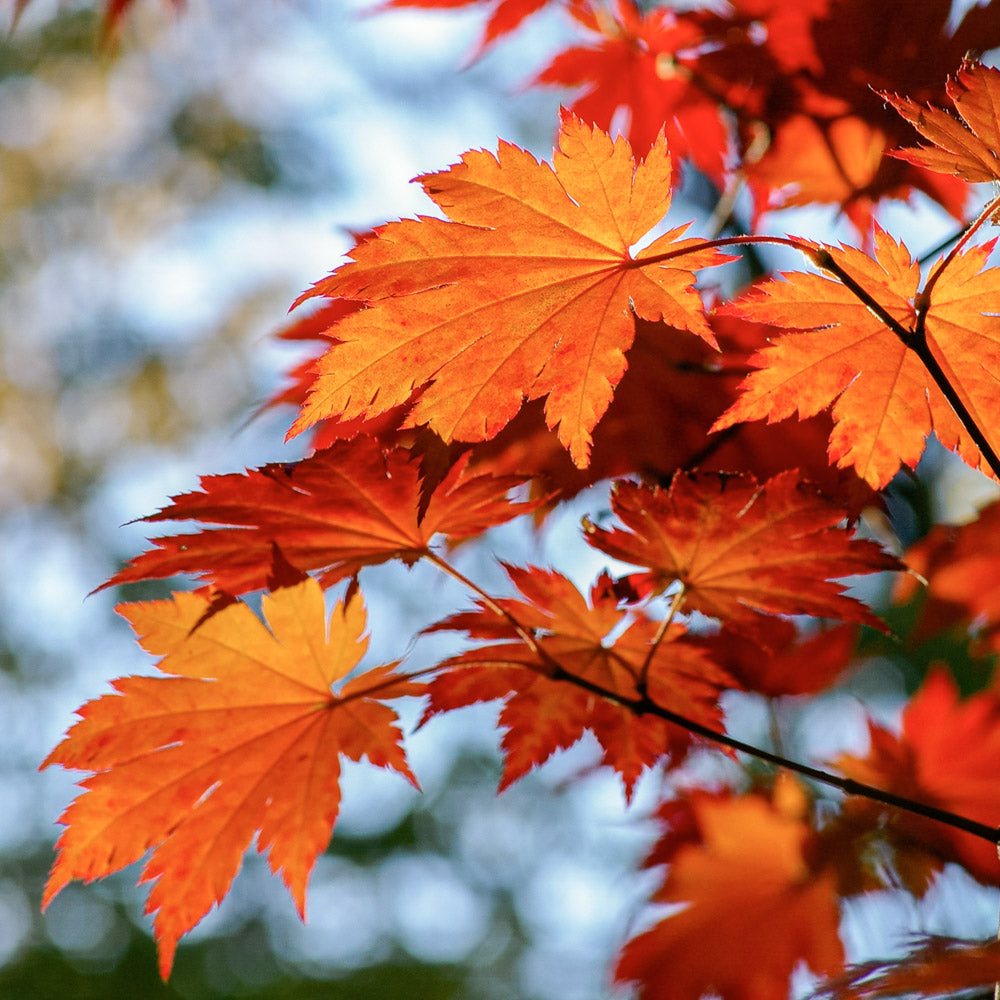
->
[637,583,686,693]
[422,550,1000,846]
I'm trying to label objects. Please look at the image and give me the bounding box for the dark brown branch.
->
[423,549,1000,847]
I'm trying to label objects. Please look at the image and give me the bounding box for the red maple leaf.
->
[894,497,1000,650]
[583,471,897,633]
[816,937,1000,1000]
[836,668,1000,885]
[424,564,734,797]
[104,437,540,595]
[535,1,729,177]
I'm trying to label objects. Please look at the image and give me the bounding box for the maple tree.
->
[25,0,1000,997]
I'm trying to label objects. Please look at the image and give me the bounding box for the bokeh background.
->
[0,2,664,997]
[4,2,1000,999]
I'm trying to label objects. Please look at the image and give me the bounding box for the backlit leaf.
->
[43,579,422,977]
[291,114,729,467]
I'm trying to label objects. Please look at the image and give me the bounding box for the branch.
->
[808,240,1000,482]
[423,550,1000,847]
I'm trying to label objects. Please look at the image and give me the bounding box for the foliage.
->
[26,0,1000,997]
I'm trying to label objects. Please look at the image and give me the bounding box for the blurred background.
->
[4,2,1000,998]
[0,2,665,997]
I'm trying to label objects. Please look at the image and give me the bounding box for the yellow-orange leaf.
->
[291,113,728,467]
[714,228,1000,487]
[42,579,422,977]
[886,59,1000,184]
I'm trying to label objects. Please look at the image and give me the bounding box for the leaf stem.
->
[637,583,686,693]
[424,550,546,663]
[919,191,1000,302]
[548,661,1000,844]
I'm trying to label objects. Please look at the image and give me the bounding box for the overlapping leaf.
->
[43,579,423,977]
[291,114,729,467]
[815,937,1000,1000]
[714,228,1000,487]
[615,779,844,1000]
[701,619,858,698]
[424,565,734,796]
[886,59,1000,184]
[535,2,729,175]
[836,668,1000,884]
[894,497,1000,649]
[583,471,898,632]
[104,437,539,595]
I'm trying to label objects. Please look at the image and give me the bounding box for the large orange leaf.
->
[615,779,844,1000]
[104,437,539,595]
[583,471,898,633]
[714,228,1000,487]
[887,59,1000,185]
[836,668,1000,885]
[290,114,729,467]
[42,579,422,977]
[424,565,734,796]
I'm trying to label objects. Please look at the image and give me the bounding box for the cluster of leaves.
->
[31,0,1000,997]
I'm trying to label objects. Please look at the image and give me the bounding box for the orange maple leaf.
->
[42,579,422,977]
[615,778,844,1000]
[714,228,1000,488]
[103,437,539,595]
[424,565,734,796]
[836,668,1000,885]
[583,471,898,632]
[886,59,1000,185]
[290,113,729,467]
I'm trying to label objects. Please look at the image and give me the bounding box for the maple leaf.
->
[886,59,1000,185]
[290,114,730,467]
[816,937,1000,1000]
[687,0,996,229]
[615,778,844,1000]
[42,578,422,977]
[583,471,898,633]
[424,565,734,797]
[836,668,1000,885]
[104,437,540,595]
[894,497,1000,649]
[463,313,876,518]
[535,1,730,176]
[702,618,859,698]
[714,228,1000,488]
